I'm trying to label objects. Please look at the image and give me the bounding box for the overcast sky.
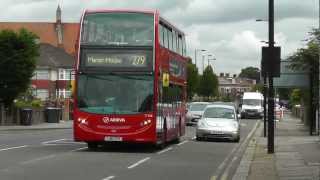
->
[0,0,318,74]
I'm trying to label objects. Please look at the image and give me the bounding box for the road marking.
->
[210,176,217,180]
[177,140,188,146]
[71,147,88,152]
[20,154,56,165]
[102,176,115,180]
[41,139,67,144]
[157,147,173,154]
[128,157,150,169]
[218,120,260,180]
[0,145,28,152]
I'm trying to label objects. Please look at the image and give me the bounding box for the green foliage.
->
[251,84,263,92]
[197,66,219,98]
[277,88,292,100]
[290,89,302,105]
[187,60,199,100]
[0,29,39,106]
[15,99,43,108]
[239,67,260,83]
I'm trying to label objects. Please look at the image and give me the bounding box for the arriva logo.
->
[102,117,125,123]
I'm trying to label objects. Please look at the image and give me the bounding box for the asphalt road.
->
[0,119,259,180]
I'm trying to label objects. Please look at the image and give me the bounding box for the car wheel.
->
[234,136,240,143]
[196,136,203,141]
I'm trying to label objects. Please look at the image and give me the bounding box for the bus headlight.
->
[140,119,152,126]
[78,117,88,125]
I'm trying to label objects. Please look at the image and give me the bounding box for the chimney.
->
[56,5,64,48]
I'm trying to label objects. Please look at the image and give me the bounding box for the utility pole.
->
[264,76,267,137]
[268,0,275,154]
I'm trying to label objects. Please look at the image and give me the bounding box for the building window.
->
[56,89,72,99]
[32,70,49,80]
[58,69,73,80]
[33,89,49,100]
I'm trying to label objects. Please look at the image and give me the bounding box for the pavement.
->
[0,120,73,131]
[233,112,320,180]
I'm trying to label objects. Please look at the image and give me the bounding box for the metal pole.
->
[268,0,275,154]
[202,55,205,73]
[316,0,320,135]
[194,49,197,66]
[264,76,267,137]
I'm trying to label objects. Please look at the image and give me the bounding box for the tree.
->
[187,58,199,100]
[251,84,263,92]
[0,29,39,106]
[239,66,260,83]
[198,65,218,99]
[290,89,302,106]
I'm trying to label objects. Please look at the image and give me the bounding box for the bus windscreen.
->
[81,12,154,46]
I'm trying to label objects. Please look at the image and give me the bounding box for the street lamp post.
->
[194,49,206,68]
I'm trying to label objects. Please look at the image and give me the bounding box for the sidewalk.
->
[234,113,320,180]
[0,120,73,131]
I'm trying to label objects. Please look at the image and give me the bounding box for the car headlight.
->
[197,120,206,128]
[193,114,202,118]
[231,122,239,131]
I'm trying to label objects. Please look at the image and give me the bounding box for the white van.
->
[240,92,263,119]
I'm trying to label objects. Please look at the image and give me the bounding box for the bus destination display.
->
[85,53,148,68]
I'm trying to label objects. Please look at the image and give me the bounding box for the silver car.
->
[196,104,240,142]
[186,102,210,125]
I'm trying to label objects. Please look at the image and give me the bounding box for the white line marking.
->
[71,147,88,152]
[20,154,56,165]
[128,157,150,169]
[157,147,173,154]
[102,176,115,180]
[177,140,189,146]
[41,139,67,144]
[0,145,28,152]
[219,120,260,180]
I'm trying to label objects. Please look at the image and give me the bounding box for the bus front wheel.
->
[87,142,99,150]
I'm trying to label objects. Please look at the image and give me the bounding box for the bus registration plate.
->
[104,136,123,142]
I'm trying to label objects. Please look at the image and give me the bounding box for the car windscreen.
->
[190,104,207,111]
[243,99,261,106]
[203,107,235,119]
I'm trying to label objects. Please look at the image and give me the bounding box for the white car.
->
[186,102,210,125]
[196,104,240,142]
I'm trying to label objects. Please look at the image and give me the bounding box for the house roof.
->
[38,43,75,68]
[0,22,79,55]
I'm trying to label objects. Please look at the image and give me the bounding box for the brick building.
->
[218,73,256,97]
[0,6,79,100]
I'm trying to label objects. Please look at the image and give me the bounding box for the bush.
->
[15,99,43,108]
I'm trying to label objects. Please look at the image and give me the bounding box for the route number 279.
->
[132,56,146,66]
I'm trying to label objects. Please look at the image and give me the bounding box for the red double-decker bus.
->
[73,9,188,149]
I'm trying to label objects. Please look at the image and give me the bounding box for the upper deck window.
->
[81,12,154,46]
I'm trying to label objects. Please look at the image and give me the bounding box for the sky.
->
[0,0,318,74]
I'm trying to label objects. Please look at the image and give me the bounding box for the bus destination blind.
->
[85,53,148,68]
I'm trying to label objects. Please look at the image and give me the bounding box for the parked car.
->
[186,102,210,125]
[196,104,240,142]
